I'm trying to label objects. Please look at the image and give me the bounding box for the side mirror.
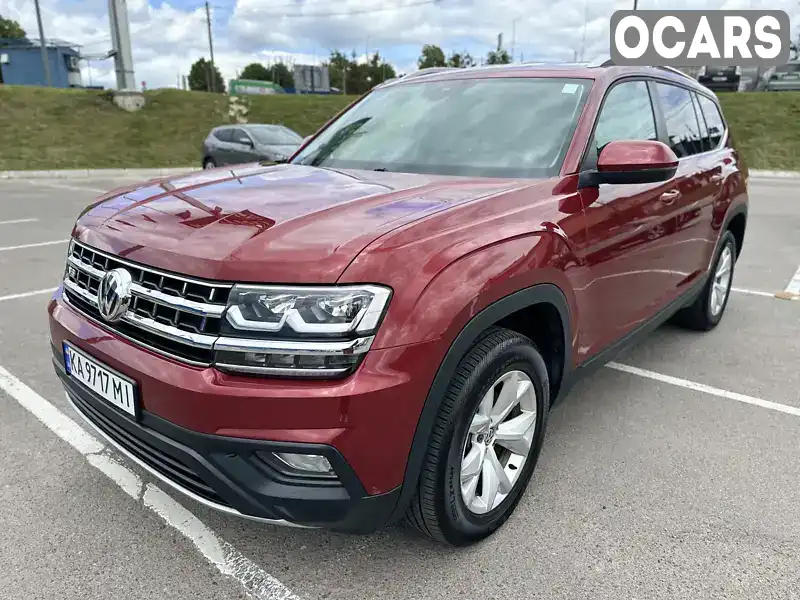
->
[579,140,679,188]
[238,137,253,147]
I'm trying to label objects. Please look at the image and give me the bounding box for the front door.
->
[573,79,681,362]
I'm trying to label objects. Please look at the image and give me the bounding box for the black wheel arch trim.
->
[721,202,747,256]
[387,283,572,524]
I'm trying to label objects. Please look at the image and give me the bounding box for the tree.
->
[188,58,225,93]
[0,15,26,40]
[418,44,446,69]
[240,62,271,81]
[270,62,294,90]
[486,49,511,65]
[324,50,396,95]
[447,51,475,68]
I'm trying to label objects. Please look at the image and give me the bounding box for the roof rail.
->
[597,58,697,80]
[402,67,457,80]
[520,60,591,67]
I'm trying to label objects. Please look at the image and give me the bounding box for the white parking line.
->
[730,286,778,299]
[0,218,39,226]
[607,362,800,417]
[23,180,107,194]
[0,239,69,252]
[0,366,300,600]
[785,266,800,297]
[0,287,58,303]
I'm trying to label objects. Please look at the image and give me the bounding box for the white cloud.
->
[1,0,798,90]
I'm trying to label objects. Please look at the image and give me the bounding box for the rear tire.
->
[673,230,737,331]
[406,327,550,546]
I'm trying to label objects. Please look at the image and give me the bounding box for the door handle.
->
[660,190,681,205]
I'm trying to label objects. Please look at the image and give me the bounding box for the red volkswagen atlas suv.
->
[49,61,748,546]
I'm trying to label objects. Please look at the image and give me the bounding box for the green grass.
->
[1,85,799,171]
[0,86,354,170]
[717,92,800,171]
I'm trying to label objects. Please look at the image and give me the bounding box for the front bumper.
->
[49,289,446,531]
[55,355,401,530]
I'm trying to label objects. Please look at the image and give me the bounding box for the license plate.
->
[712,76,728,81]
[63,342,138,417]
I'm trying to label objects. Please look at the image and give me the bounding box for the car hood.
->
[256,143,299,156]
[74,163,520,283]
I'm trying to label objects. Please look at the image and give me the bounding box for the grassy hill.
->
[1,85,799,171]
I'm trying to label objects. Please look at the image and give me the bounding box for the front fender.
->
[368,232,580,352]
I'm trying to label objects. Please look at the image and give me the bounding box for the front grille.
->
[71,390,229,507]
[62,241,231,365]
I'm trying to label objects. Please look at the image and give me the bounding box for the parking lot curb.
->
[0,168,200,180]
[748,170,800,179]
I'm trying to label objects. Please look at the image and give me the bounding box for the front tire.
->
[674,230,737,331]
[203,157,216,170]
[406,327,550,546]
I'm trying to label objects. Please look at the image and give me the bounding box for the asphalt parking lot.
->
[1,174,799,600]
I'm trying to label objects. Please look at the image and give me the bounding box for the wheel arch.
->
[387,283,572,524]
[725,208,747,260]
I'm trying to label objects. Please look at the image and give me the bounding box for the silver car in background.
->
[201,124,303,169]
[765,62,800,92]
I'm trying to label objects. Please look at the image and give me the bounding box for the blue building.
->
[0,38,83,88]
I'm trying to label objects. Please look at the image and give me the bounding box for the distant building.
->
[0,38,83,88]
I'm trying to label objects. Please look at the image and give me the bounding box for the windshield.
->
[291,77,592,178]
[249,125,302,146]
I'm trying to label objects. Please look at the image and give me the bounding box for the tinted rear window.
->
[213,128,233,142]
[695,94,725,149]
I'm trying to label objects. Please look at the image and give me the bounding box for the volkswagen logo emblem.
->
[97,268,133,323]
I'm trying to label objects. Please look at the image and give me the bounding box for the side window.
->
[696,94,725,149]
[593,81,657,154]
[654,83,704,158]
[213,128,232,142]
[229,128,249,144]
[691,93,711,152]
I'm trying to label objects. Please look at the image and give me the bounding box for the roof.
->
[381,60,709,94]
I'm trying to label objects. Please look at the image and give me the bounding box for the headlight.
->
[214,284,392,378]
[698,66,707,77]
[735,66,742,76]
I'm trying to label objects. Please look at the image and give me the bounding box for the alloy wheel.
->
[710,245,733,316]
[460,370,537,515]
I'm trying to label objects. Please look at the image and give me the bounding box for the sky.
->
[0,0,797,90]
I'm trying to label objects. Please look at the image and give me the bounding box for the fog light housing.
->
[274,452,335,476]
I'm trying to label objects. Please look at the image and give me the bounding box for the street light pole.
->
[633,0,638,9]
[33,0,52,86]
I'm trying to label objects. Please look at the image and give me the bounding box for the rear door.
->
[576,79,681,359]
[212,128,235,165]
[694,92,738,266]
[651,82,721,297]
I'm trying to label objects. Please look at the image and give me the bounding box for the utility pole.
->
[205,1,217,92]
[108,0,136,90]
[33,0,52,86]
[511,18,518,63]
[633,0,638,8]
